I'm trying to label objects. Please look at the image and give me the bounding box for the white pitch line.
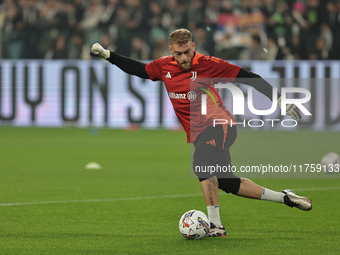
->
[0,193,203,207]
[1,186,339,207]
[291,187,340,192]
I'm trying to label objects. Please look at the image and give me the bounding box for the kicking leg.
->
[236,178,264,199]
[236,178,284,202]
[235,178,312,211]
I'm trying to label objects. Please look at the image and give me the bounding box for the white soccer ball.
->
[179,210,210,240]
[321,152,340,173]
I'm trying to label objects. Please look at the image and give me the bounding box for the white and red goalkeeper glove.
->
[277,97,301,121]
[89,43,110,59]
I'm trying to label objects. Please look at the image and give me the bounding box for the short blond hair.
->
[169,29,192,45]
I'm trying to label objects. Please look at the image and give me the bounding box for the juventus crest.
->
[191,71,197,81]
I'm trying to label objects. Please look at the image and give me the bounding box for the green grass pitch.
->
[0,127,339,254]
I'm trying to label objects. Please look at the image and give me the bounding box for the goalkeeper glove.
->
[277,97,301,121]
[89,43,110,59]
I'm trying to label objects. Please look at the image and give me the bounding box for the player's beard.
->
[178,59,193,71]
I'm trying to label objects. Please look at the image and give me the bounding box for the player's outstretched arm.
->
[90,43,150,79]
[236,68,278,101]
[236,68,301,121]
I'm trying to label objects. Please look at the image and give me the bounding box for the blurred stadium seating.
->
[1,0,340,60]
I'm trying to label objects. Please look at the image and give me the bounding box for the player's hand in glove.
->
[277,97,301,121]
[90,43,110,59]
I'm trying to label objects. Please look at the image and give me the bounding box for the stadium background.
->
[1,0,340,129]
[1,1,340,254]
[1,0,340,60]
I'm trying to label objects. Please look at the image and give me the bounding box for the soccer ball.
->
[321,152,340,173]
[179,210,210,240]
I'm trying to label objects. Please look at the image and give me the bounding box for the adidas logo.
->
[206,139,216,147]
[166,72,171,78]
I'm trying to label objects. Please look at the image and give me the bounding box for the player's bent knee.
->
[198,177,208,182]
[218,177,241,194]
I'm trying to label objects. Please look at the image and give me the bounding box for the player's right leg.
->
[199,177,226,237]
[193,125,236,237]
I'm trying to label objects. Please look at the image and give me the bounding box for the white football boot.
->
[282,189,312,211]
[206,222,227,237]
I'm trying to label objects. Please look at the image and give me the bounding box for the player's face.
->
[169,41,195,71]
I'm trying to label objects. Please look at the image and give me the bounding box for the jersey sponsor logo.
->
[168,92,186,100]
[187,91,197,101]
[191,71,197,81]
[166,72,172,78]
[168,91,197,101]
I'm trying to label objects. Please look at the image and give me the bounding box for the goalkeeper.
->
[90,28,312,237]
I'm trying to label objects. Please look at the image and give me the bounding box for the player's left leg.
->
[236,178,266,199]
[235,178,312,211]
